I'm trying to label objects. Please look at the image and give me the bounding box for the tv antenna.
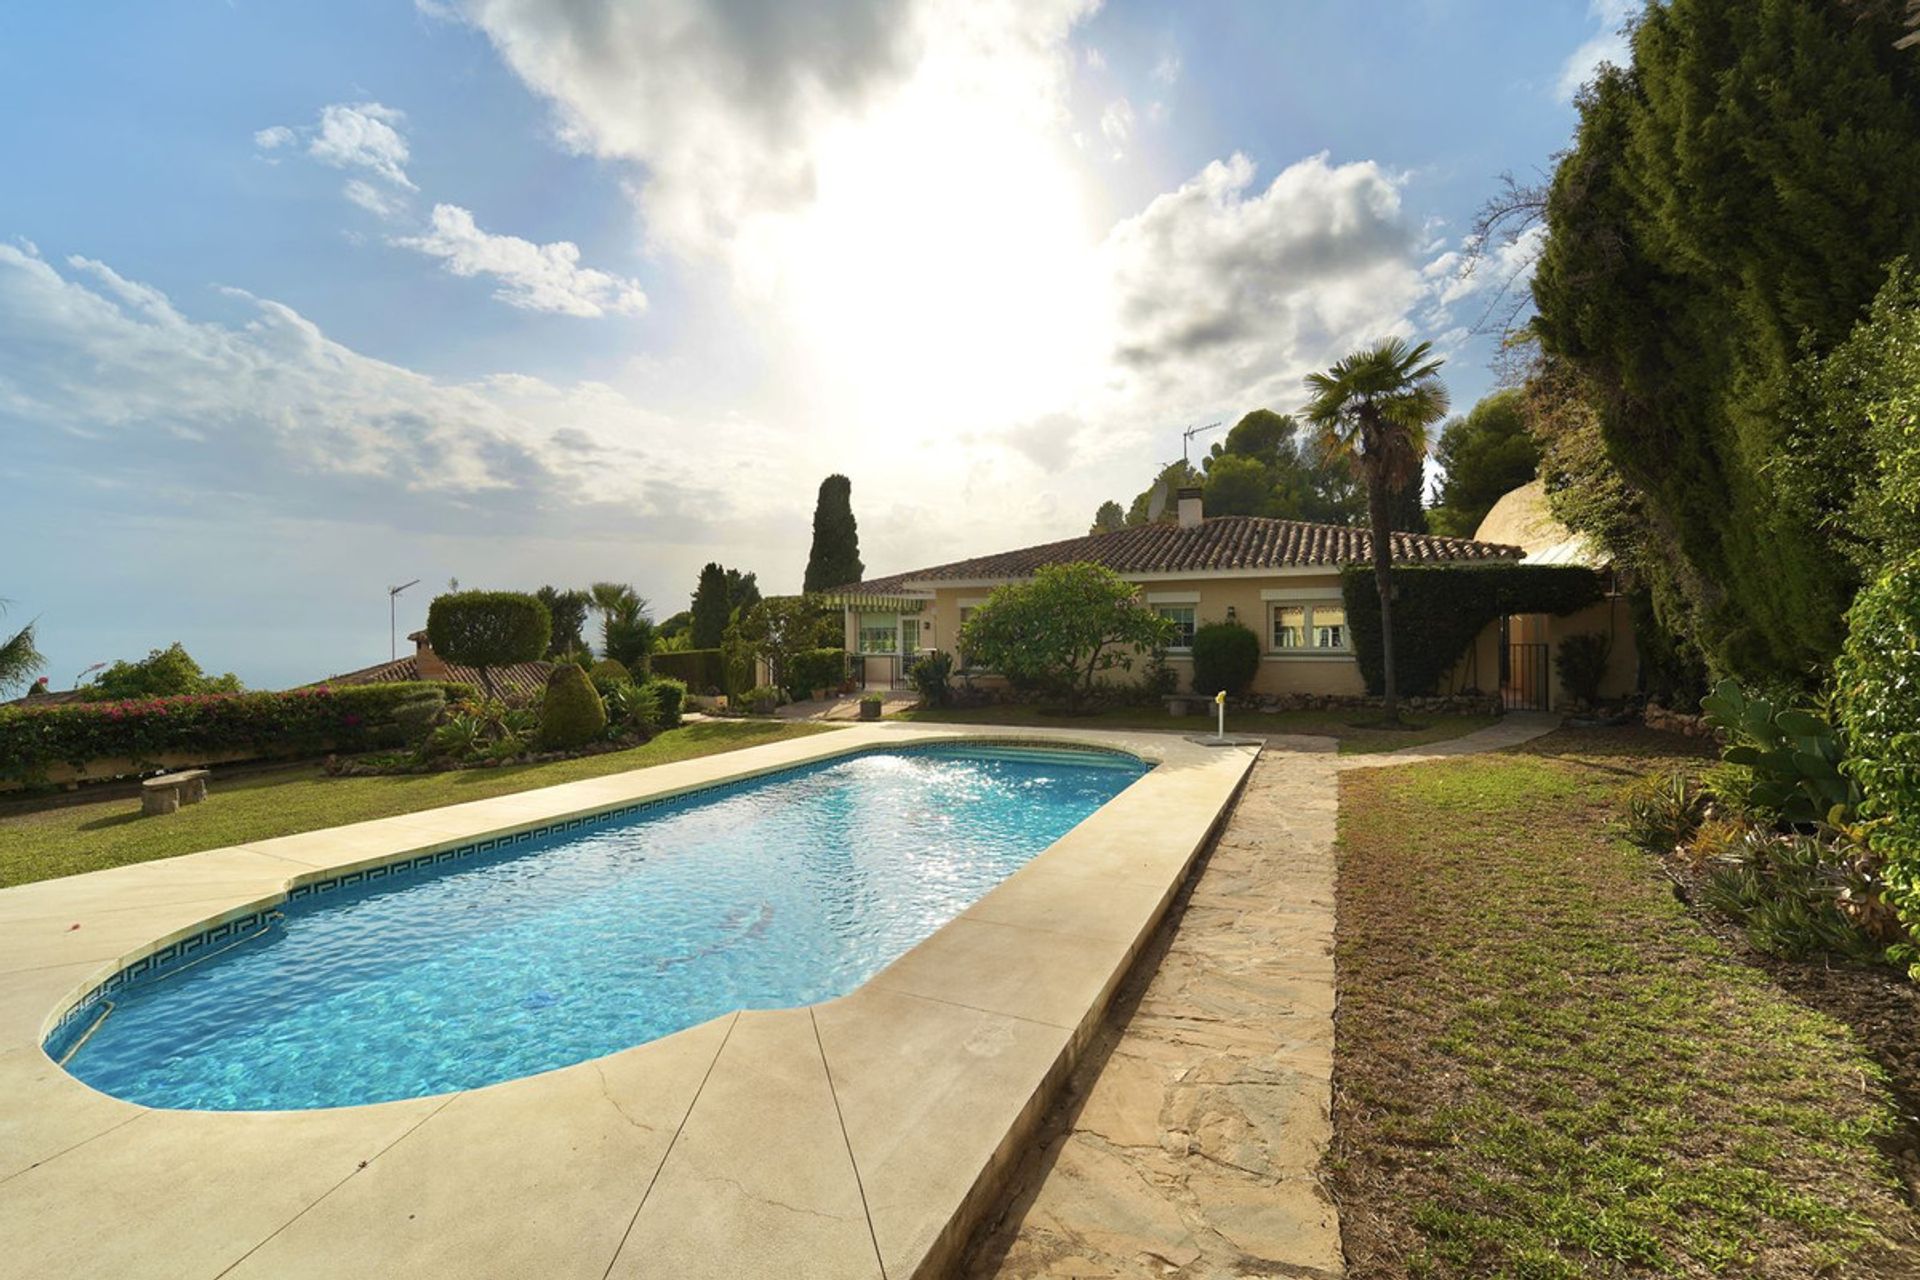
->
[1147,422,1225,521]
[388,580,420,661]
[1181,420,1223,464]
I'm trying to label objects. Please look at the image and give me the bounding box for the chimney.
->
[411,630,450,679]
[1176,486,1204,529]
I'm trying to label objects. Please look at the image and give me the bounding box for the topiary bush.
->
[392,692,447,749]
[644,676,687,729]
[536,664,606,750]
[1189,621,1260,697]
[589,658,632,692]
[427,591,552,696]
[1834,555,1920,972]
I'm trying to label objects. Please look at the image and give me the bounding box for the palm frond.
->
[0,606,46,697]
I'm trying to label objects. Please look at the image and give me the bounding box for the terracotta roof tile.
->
[322,655,557,698]
[832,515,1522,596]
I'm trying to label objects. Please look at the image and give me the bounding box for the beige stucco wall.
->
[853,573,1371,697]
[1549,595,1638,706]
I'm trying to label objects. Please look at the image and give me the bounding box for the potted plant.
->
[859,692,883,721]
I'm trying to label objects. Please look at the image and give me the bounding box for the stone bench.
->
[141,769,210,817]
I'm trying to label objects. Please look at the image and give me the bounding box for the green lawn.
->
[0,720,838,889]
[1331,728,1918,1279]
[893,702,1499,754]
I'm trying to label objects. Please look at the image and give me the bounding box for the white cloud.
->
[1097,152,1444,412]
[0,242,682,512]
[1557,0,1638,102]
[253,125,295,151]
[1083,45,1106,71]
[395,204,647,316]
[432,0,1096,261]
[343,178,409,220]
[1150,52,1181,87]
[307,102,417,189]
[1099,97,1134,156]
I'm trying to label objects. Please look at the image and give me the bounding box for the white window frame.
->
[1264,596,1350,656]
[1155,604,1197,652]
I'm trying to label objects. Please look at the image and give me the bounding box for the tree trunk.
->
[1364,429,1400,724]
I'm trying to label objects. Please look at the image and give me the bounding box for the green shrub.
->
[85,642,242,700]
[392,693,446,748]
[644,676,687,729]
[1341,564,1604,697]
[785,647,847,699]
[1699,679,1857,828]
[427,591,552,695]
[650,648,726,693]
[1698,829,1890,964]
[603,681,661,738]
[1554,633,1611,705]
[907,650,954,706]
[1622,769,1709,853]
[1189,621,1260,697]
[1834,556,1920,972]
[589,658,632,691]
[536,665,606,749]
[0,681,475,784]
[737,685,782,715]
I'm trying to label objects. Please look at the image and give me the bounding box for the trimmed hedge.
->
[0,681,474,783]
[1341,564,1604,697]
[651,648,727,693]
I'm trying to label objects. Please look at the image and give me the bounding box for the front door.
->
[899,618,920,682]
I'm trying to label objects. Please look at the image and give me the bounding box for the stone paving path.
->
[965,713,1561,1280]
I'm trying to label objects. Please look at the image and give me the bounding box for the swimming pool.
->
[48,743,1149,1111]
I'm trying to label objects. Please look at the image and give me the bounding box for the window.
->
[1272,606,1305,649]
[1157,605,1196,650]
[1271,602,1347,652]
[1313,605,1347,650]
[857,613,898,654]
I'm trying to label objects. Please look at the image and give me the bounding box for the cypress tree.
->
[1531,0,1920,684]
[689,562,732,649]
[803,474,864,592]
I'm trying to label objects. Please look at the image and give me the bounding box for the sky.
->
[0,0,1635,691]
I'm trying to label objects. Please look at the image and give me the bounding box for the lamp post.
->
[388,580,420,661]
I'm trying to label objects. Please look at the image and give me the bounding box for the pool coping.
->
[0,721,1260,1280]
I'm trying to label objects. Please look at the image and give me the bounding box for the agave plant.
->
[1699,679,1858,828]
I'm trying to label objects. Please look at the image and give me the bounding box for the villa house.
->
[830,484,1640,710]
[830,487,1515,702]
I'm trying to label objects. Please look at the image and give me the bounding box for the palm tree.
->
[0,600,46,697]
[1304,339,1451,723]
[589,582,654,671]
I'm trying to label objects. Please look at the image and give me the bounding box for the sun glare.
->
[762,43,1110,438]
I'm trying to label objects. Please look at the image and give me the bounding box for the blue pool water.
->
[52,744,1148,1111]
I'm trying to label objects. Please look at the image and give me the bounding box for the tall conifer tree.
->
[803,474,864,592]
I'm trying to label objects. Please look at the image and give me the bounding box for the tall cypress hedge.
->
[1340,565,1604,697]
[1531,0,1920,686]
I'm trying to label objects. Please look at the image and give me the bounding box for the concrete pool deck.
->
[0,722,1259,1280]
